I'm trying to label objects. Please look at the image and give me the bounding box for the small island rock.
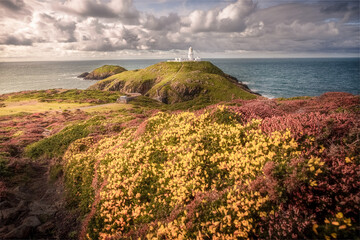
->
[77,72,89,78]
[83,65,127,80]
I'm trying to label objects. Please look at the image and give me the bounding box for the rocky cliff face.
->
[88,61,258,104]
[79,65,127,80]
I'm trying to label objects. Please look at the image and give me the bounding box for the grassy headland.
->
[89,61,257,109]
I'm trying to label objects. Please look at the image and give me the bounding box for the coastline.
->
[1,58,359,97]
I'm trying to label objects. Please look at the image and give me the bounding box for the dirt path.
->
[154,64,184,98]
[5,100,39,107]
[171,63,184,82]
[0,111,88,239]
[78,102,115,110]
[0,158,81,239]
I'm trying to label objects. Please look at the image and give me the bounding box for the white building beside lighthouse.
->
[168,47,201,62]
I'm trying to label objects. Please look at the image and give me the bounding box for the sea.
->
[0,58,359,99]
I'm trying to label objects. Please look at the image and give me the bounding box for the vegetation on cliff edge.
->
[84,65,127,80]
[88,61,257,106]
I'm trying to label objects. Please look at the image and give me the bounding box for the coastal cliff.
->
[88,61,258,104]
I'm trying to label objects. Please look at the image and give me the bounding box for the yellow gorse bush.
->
[64,106,318,239]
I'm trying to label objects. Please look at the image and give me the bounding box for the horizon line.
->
[1,56,359,63]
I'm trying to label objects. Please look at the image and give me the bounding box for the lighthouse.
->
[188,46,194,61]
[167,47,201,62]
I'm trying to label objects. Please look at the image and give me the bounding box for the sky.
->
[0,0,359,61]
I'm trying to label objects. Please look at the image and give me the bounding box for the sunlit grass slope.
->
[2,89,123,104]
[0,101,90,116]
[88,61,257,107]
[85,65,127,79]
[0,89,129,116]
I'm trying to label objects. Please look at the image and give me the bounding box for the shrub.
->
[64,137,97,213]
[63,105,359,239]
[25,116,104,160]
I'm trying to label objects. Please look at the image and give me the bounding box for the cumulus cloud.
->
[0,0,359,59]
[0,0,25,11]
[1,36,32,46]
[183,0,256,33]
[30,13,78,43]
[55,0,140,24]
[81,26,141,51]
[142,13,181,31]
[56,0,117,18]
[0,0,32,18]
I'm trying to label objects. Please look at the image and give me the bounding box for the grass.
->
[89,62,227,91]
[129,96,164,109]
[91,65,127,76]
[49,163,63,182]
[89,61,258,108]
[81,103,132,113]
[25,116,105,160]
[0,100,91,116]
[0,89,130,116]
[4,89,123,104]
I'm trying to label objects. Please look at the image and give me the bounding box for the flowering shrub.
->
[63,104,359,239]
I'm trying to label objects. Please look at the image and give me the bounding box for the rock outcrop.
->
[80,65,127,80]
[77,72,89,78]
[88,61,258,104]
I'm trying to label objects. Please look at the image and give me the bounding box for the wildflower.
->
[310,180,317,186]
[339,225,347,230]
[336,212,343,219]
[312,223,318,235]
[344,218,352,226]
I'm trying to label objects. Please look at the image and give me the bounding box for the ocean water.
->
[0,58,359,98]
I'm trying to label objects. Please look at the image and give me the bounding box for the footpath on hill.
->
[0,161,79,239]
[0,111,88,239]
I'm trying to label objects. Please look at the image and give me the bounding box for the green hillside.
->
[88,61,257,106]
[84,65,127,80]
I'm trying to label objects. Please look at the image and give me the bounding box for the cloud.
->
[0,0,359,60]
[56,0,118,18]
[0,0,25,11]
[55,0,140,24]
[30,13,78,43]
[0,36,32,46]
[142,13,181,31]
[78,23,143,51]
[54,21,77,43]
[0,0,32,18]
[183,0,256,33]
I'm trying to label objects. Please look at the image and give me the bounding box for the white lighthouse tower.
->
[168,47,201,62]
[188,46,194,61]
